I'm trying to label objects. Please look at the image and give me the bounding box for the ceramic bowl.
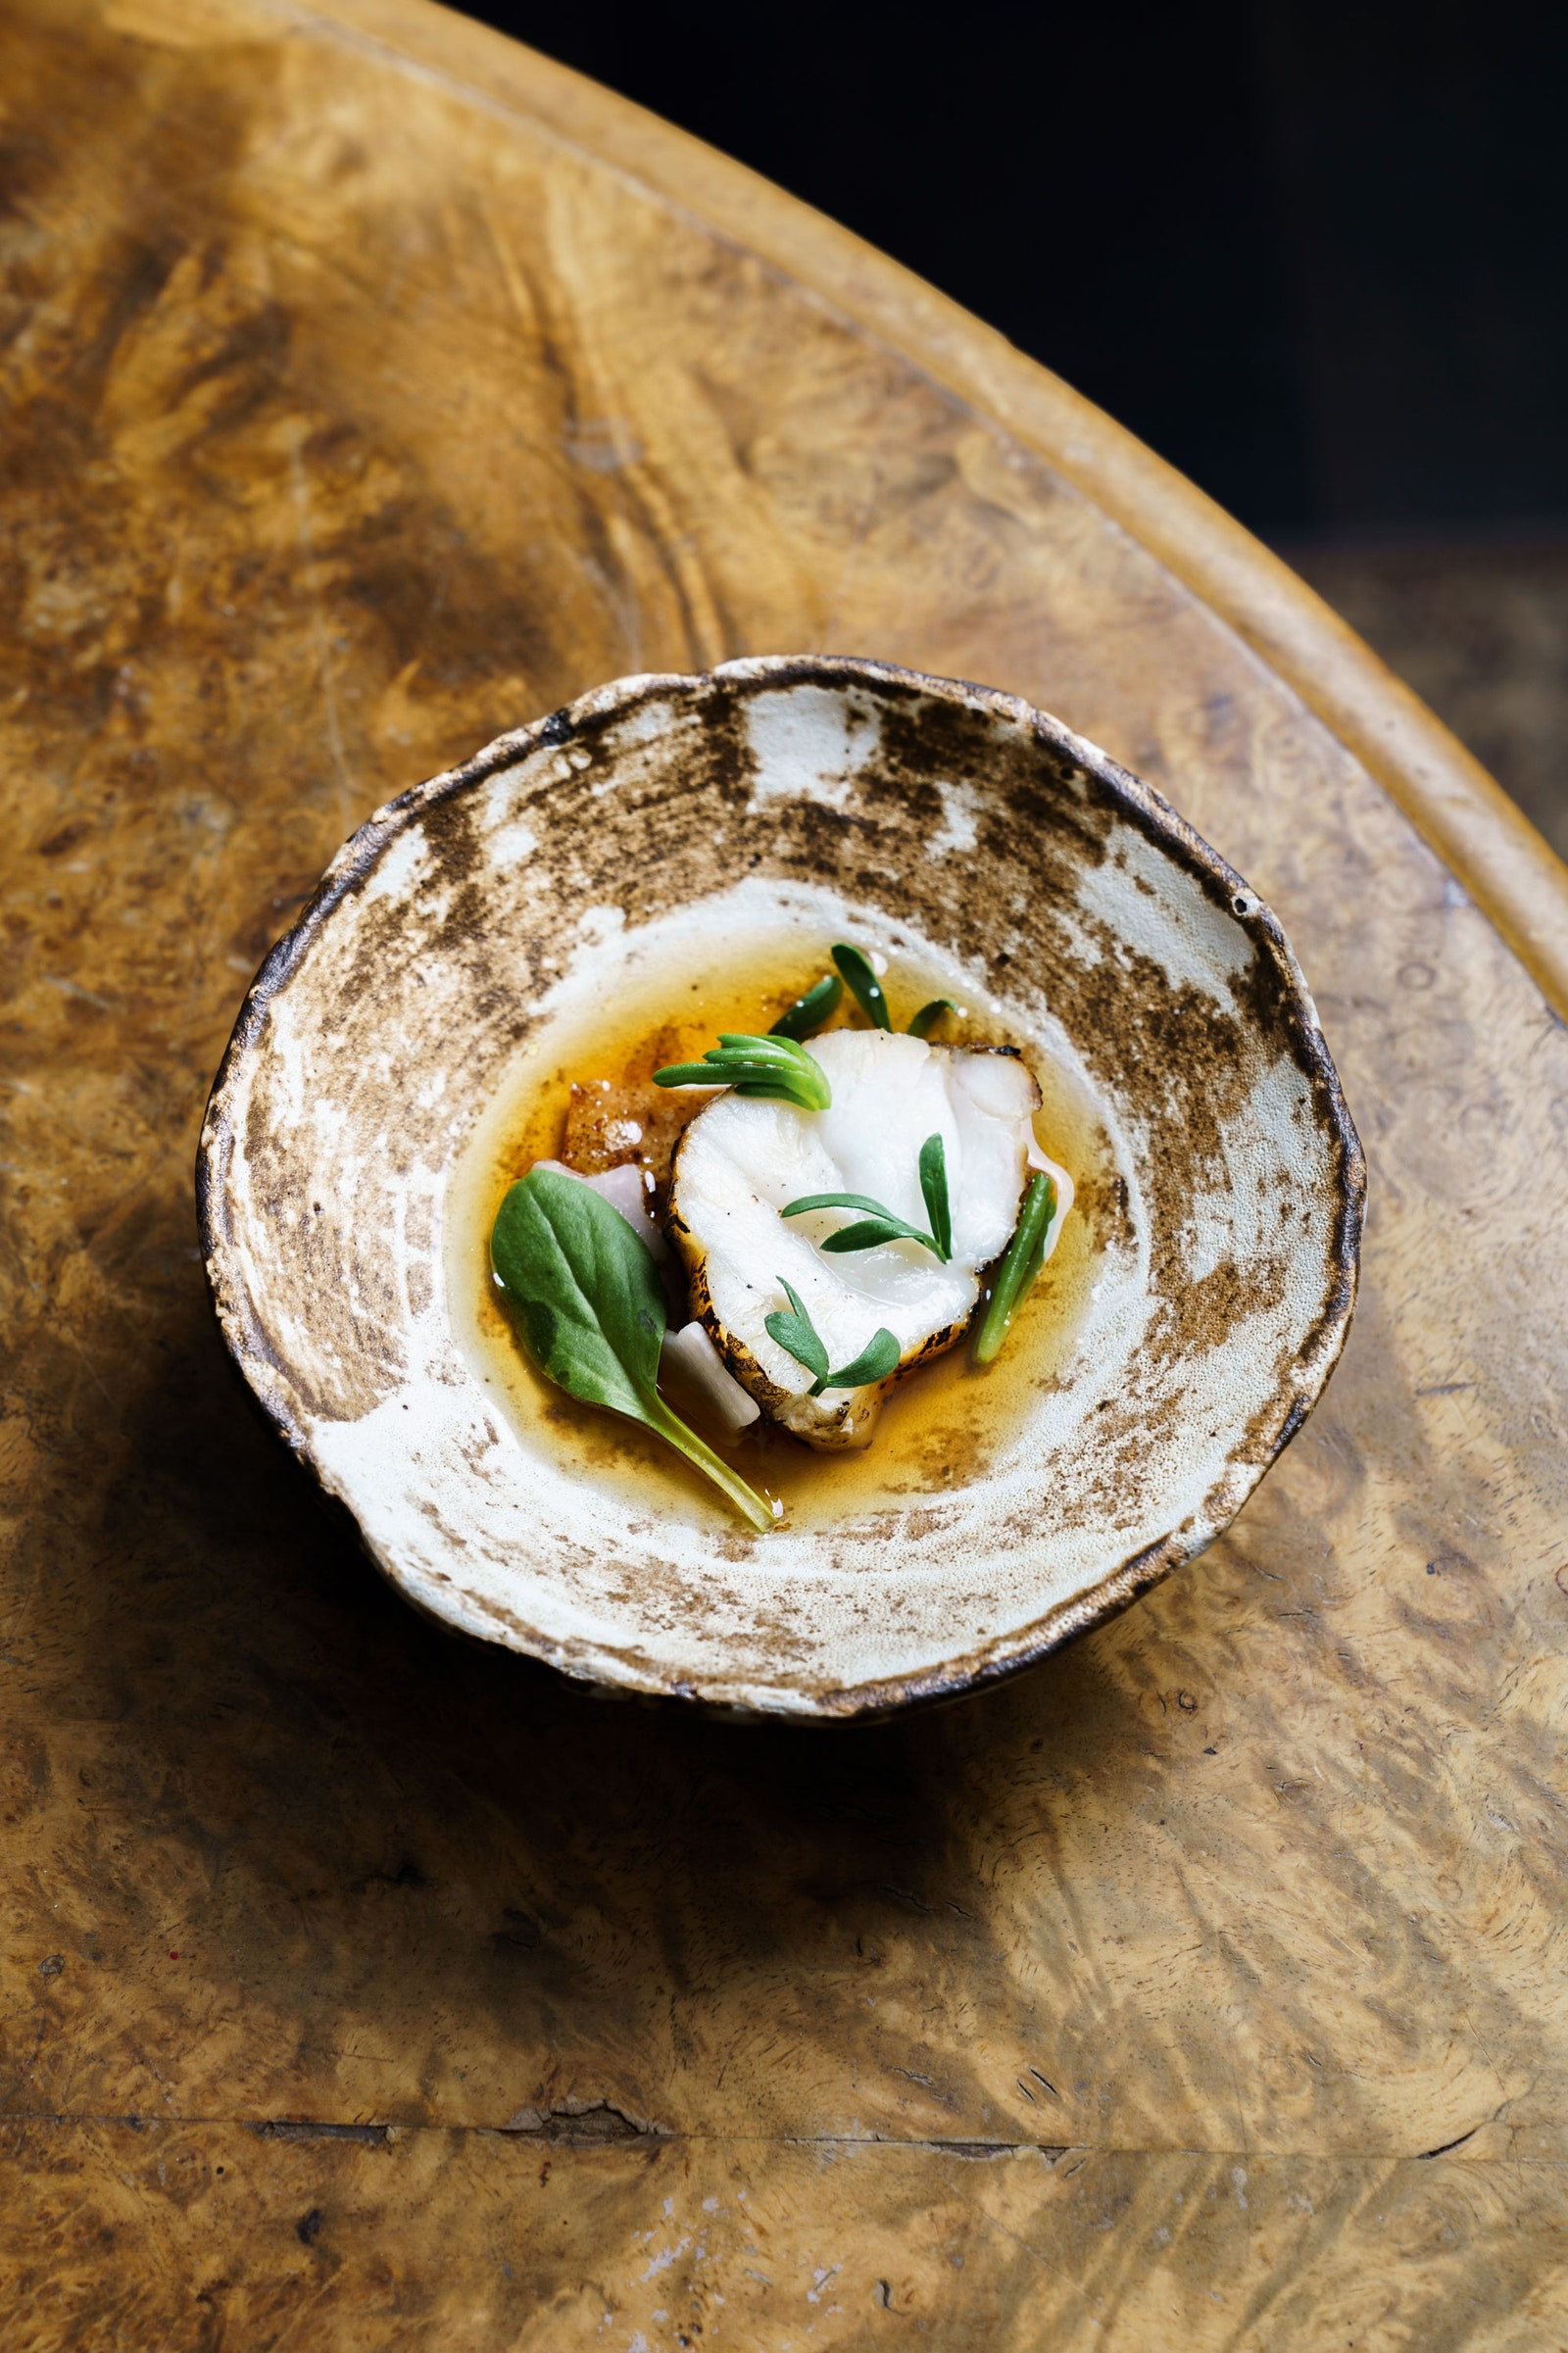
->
[198,657,1363,1718]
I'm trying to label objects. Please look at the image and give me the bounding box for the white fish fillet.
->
[668,1029,1072,1448]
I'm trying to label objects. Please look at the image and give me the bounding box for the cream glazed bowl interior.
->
[198,657,1364,1719]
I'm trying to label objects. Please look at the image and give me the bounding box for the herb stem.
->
[645,1396,778,1532]
[972,1172,1057,1365]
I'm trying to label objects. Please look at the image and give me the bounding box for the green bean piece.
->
[972,1173,1057,1365]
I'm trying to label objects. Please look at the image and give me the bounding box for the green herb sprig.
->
[972,1171,1058,1365]
[769,974,843,1041]
[782,1132,953,1262]
[653,1033,831,1111]
[764,1279,900,1396]
[831,943,890,1030]
[491,1166,776,1533]
[833,943,961,1038]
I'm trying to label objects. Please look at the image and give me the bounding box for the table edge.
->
[224,0,1568,1018]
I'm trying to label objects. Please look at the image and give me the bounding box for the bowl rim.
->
[197,653,1366,1719]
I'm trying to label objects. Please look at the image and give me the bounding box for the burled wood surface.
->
[3,0,1567,2342]
[11,2123,1567,2348]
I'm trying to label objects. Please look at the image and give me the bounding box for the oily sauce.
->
[447,937,1109,1533]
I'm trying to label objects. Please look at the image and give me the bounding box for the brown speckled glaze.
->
[197,658,1364,1717]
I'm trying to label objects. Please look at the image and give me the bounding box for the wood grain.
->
[2,0,1567,2337]
[306,0,1568,1022]
[7,2121,1567,2349]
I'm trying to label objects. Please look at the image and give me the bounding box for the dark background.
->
[464,0,1565,543]
[460,0,1568,843]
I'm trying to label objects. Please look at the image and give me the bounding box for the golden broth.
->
[447,933,1111,1533]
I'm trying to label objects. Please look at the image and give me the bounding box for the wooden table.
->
[6,0,1568,2341]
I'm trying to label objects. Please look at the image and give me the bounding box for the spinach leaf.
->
[492,1166,776,1532]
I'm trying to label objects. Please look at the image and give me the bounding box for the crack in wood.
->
[0,2114,1543,2164]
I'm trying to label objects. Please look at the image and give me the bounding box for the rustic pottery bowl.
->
[198,657,1363,1718]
